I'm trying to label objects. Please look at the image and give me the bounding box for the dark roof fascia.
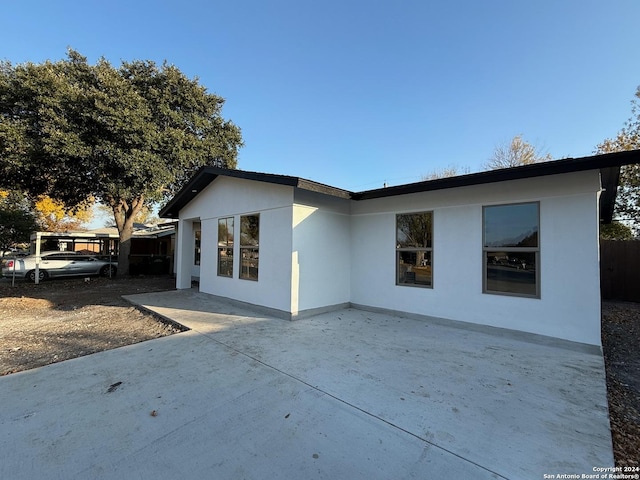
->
[352,150,640,201]
[160,150,640,220]
[159,167,218,218]
[159,167,352,218]
[221,169,352,198]
[599,166,621,224]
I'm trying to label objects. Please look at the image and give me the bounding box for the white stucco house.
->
[159,149,640,347]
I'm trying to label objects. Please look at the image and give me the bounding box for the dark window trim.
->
[482,202,540,299]
[396,211,433,289]
[240,213,260,281]
[217,217,234,278]
[194,230,201,266]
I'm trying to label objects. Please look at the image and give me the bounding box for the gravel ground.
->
[0,275,638,466]
[602,301,640,466]
[0,275,185,376]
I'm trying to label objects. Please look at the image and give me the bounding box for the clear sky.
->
[2,0,639,192]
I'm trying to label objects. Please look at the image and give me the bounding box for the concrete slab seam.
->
[193,328,511,480]
[72,410,213,478]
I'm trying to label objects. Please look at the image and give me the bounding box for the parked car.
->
[1,251,118,282]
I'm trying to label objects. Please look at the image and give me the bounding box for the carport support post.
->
[34,232,41,285]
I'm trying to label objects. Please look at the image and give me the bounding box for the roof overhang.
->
[159,167,351,218]
[159,149,640,223]
[352,150,639,201]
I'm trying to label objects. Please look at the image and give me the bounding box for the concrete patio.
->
[0,289,613,479]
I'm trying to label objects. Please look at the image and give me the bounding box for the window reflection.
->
[483,203,539,298]
[218,248,233,277]
[240,214,259,280]
[396,212,433,288]
[484,203,538,248]
[398,251,432,286]
[485,251,536,296]
[194,230,201,266]
[217,217,234,277]
[397,213,432,248]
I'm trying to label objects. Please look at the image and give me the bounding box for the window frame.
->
[395,211,433,288]
[194,229,201,266]
[217,217,234,278]
[239,214,259,281]
[482,201,540,298]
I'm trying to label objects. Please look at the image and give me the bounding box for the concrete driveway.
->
[0,289,613,479]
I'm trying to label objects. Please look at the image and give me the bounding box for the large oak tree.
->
[0,190,38,254]
[0,50,243,274]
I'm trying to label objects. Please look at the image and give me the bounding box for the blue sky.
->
[2,0,639,192]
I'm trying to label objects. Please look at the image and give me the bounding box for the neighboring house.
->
[30,223,175,275]
[160,150,640,346]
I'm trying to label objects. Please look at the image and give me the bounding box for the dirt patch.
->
[0,276,638,466]
[0,275,186,376]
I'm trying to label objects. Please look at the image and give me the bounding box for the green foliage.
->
[600,222,634,240]
[0,190,38,251]
[485,135,552,170]
[0,50,243,273]
[0,50,242,206]
[597,86,640,234]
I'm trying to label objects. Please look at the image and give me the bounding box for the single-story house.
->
[159,149,640,346]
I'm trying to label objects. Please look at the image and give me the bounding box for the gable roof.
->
[159,168,352,218]
[159,149,640,223]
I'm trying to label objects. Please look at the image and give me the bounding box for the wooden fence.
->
[600,240,640,302]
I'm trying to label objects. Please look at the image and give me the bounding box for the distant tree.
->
[0,50,243,274]
[600,222,634,240]
[596,86,640,234]
[34,195,93,232]
[422,164,470,180]
[484,135,552,170]
[0,190,38,253]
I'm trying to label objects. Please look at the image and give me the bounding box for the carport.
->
[24,225,175,283]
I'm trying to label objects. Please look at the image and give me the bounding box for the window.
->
[396,212,432,287]
[483,202,539,297]
[194,230,201,266]
[217,217,234,277]
[240,214,259,280]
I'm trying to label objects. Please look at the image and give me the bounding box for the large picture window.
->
[483,202,539,297]
[240,214,259,280]
[217,217,234,277]
[396,212,433,287]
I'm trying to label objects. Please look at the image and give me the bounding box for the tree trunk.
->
[117,221,134,276]
[110,196,145,277]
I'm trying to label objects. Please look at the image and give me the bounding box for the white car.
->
[1,251,118,282]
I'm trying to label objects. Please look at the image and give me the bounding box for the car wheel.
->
[100,265,117,277]
[26,269,48,283]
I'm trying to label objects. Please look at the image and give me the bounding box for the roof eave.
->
[353,150,640,201]
[159,150,640,220]
[159,167,352,218]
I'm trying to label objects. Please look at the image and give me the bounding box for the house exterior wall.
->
[175,219,198,289]
[177,176,295,314]
[292,190,351,315]
[175,169,604,345]
[349,171,602,345]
